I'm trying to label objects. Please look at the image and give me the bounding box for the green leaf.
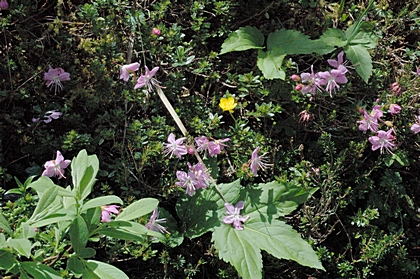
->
[176,180,241,238]
[266,29,334,55]
[345,22,378,49]
[28,176,74,197]
[69,216,89,254]
[71,149,99,201]
[30,210,75,228]
[20,262,62,279]
[0,213,12,235]
[0,249,17,270]
[7,239,32,258]
[82,207,102,233]
[16,223,36,239]
[319,28,347,47]
[85,260,129,279]
[344,44,372,83]
[257,50,286,80]
[78,247,96,259]
[115,198,158,221]
[29,186,58,222]
[67,256,84,277]
[99,221,153,241]
[81,195,123,212]
[213,225,262,278]
[220,26,264,55]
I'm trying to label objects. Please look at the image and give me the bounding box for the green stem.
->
[347,0,375,43]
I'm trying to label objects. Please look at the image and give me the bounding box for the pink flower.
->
[163,133,188,159]
[194,136,210,153]
[317,66,348,97]
[119,62,140,82]
[389,104,401,115]
[146,208,169,234]
[188,162,210,189]
[299,110,313,122]
[175,170,197,196]
[327,51,349,74]
[42,151,71,179]
[291,74,300,82]
[208,138,230,157]
[411,116,420,134]
[250,147,270,176]
[44,66,70,93]
[368,129,396,154]
[152,28,161,36]
[390,82,402,96]
[101,205,120,222]
[417,67,420,76]
[300,65,322,95]
[134,66,160,92]
[0,0,8,10]
[223,201,250,230]
[33,110,63,123]
[357,106,383,133]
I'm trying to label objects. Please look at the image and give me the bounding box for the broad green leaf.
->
[176,180,241,238]
[7,238,32,258]
[344,44,372,83]
[30,211,75,228]
[0,249,17,270]
[213,225,262,279]
[319,28,347,47]
[82,207,102,233]
[257,50,286,80]
[29,186,58,222]
[220,26,264,55]
[20,262,62,279]
[345,22,378,49]
[81,195,123,212]
[86,260,129,279]
[99,220,154,241]
[78,247,96,259]
[99,227,145,241]
[67,256,84,277]
[16,223,36,239]
[28,176,74,197]
[82,266,101,279]
[266,29,334,55]
[69,216,89,254]
[71,149,99,201]
[0,213,12,235]
[115,198,158,221]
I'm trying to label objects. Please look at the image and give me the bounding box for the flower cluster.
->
[32,110,62,124]
[120,63,161,92]
[176,163,210,196]
[293,51,349,97]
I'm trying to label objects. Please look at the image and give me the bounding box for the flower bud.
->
[291,74,300,82]
[295,84,303,91]
[152,28,161,36]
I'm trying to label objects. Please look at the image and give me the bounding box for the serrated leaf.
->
[220,26,264,55]
[115,198,158,221]
[257,50,286,80]
[344,44,372,83]
[86,260,129,279]
[319,28,347,47]
[81,195,123,212]
[20,262,62,279]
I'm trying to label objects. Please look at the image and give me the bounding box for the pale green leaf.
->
[0,213,12,235]
[82,195,123,212]
[99,221,153,241]
[7,239,32,258]
[220,26,264,55]
[70,216,89,254]
[319,28,347,47]
[115,198,158,221]
[28,176,74,197]
[71,150,99,201]
[86,260,129,279]
[344,44,373,83]
[29,186,59,223]
[257,50,286,80]
[20,262,62,279]
[30,211,75,228]
[213,224,263,279]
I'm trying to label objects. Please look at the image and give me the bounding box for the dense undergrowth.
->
[1,0,420,278]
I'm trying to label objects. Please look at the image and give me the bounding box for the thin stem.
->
[347,0,375,43]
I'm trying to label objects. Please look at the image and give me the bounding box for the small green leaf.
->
[257,50,286,80]
[220,26,264,55]
[115,198,158,221]
[344,44,373,83]
[81,195,123,212]
[0,213,12,235]
[0,249,17,270]
[7,239,32,258]
[86,260,129,279]
[20,262,62,279]
[69,216,89,254]
[78,247,96,259]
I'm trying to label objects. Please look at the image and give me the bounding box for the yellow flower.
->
[219,97,237,113]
